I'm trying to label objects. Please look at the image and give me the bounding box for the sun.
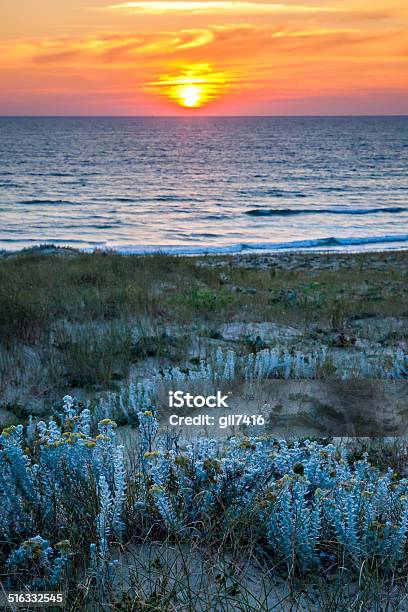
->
[149,64,228,110]
[176,84,203,108]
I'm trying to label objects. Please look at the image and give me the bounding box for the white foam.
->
[86,234,408,256]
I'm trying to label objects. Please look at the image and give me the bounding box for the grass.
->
[54,321,134,389]
[0,247,407,415]
[1,248,407,341]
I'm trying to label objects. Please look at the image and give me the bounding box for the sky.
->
[0,0,407,115]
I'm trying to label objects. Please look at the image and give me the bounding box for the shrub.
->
[2,396,408,608]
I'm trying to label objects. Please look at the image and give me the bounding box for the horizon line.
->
[1,114,407,118]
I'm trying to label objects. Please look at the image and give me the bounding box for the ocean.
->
[0,116,407,254]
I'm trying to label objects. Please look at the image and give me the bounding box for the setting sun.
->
[149,64,229,110]
[177,84,203,108]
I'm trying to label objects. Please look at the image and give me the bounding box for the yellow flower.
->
[99,418,117,428]
[239,438,256,450]
[1,426,17,437]
[144,451,160,459]
[144,410,153,417]
[99,418,112,426]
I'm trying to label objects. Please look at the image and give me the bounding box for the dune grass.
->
[1,247,407,340]
[0,247,407,416]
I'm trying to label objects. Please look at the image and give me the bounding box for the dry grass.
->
[0,247,407,417]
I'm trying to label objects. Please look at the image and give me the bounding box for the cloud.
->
[105,1,343,15]
[12,31,215,64]
[2,23,385,67]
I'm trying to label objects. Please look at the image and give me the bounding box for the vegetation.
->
[2,396,408,610]
[0,247,407,416]
[0,248,407,608]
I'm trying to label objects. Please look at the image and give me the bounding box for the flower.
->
[143,451,161,459]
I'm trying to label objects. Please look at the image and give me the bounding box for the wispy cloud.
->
[105,1,343,15]
[1,24,380,68]
[1,23,403,67]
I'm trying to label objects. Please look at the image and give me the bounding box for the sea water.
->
[0,116,407,253]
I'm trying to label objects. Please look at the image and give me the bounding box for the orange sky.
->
[0,0,407,114]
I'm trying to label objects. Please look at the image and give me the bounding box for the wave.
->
[238,188,306,198]
[91,195,204,204]
[0,181,21,188]
[246,206,408,217]
[93,234,408,256]
[92,197,141,203]
[18,199,78,206]
[204,214,228,220]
